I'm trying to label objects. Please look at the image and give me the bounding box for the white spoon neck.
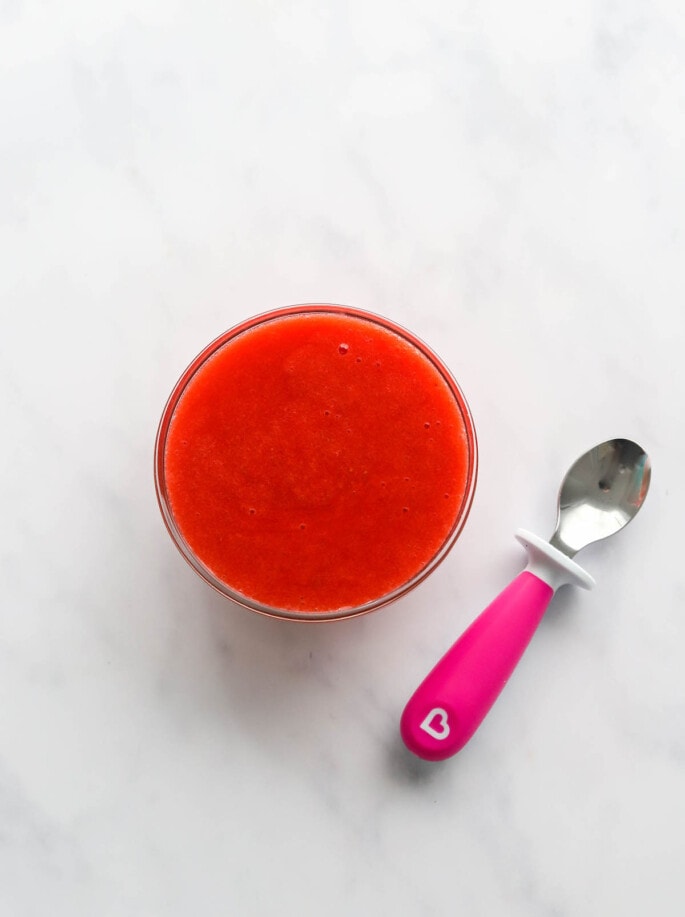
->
[516,529,596,592]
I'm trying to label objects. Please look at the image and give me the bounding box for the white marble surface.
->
[2,2,684,914]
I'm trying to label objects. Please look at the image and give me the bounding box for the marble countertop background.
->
[2,2,684,915]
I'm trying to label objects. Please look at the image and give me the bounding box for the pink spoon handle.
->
[400,572,552,760]
[400,530,595,761]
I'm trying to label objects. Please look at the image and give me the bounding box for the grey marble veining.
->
[1,2,684,915]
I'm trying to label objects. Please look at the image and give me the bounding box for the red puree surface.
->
[164,312,471,613]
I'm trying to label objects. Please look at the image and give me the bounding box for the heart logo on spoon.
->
[419,707,451,740]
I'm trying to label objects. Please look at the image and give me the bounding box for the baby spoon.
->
[400,438,651,761]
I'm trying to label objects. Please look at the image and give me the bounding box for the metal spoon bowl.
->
[550,438,651,557]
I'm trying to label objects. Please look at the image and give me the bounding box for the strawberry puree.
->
[162,309,474,614]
